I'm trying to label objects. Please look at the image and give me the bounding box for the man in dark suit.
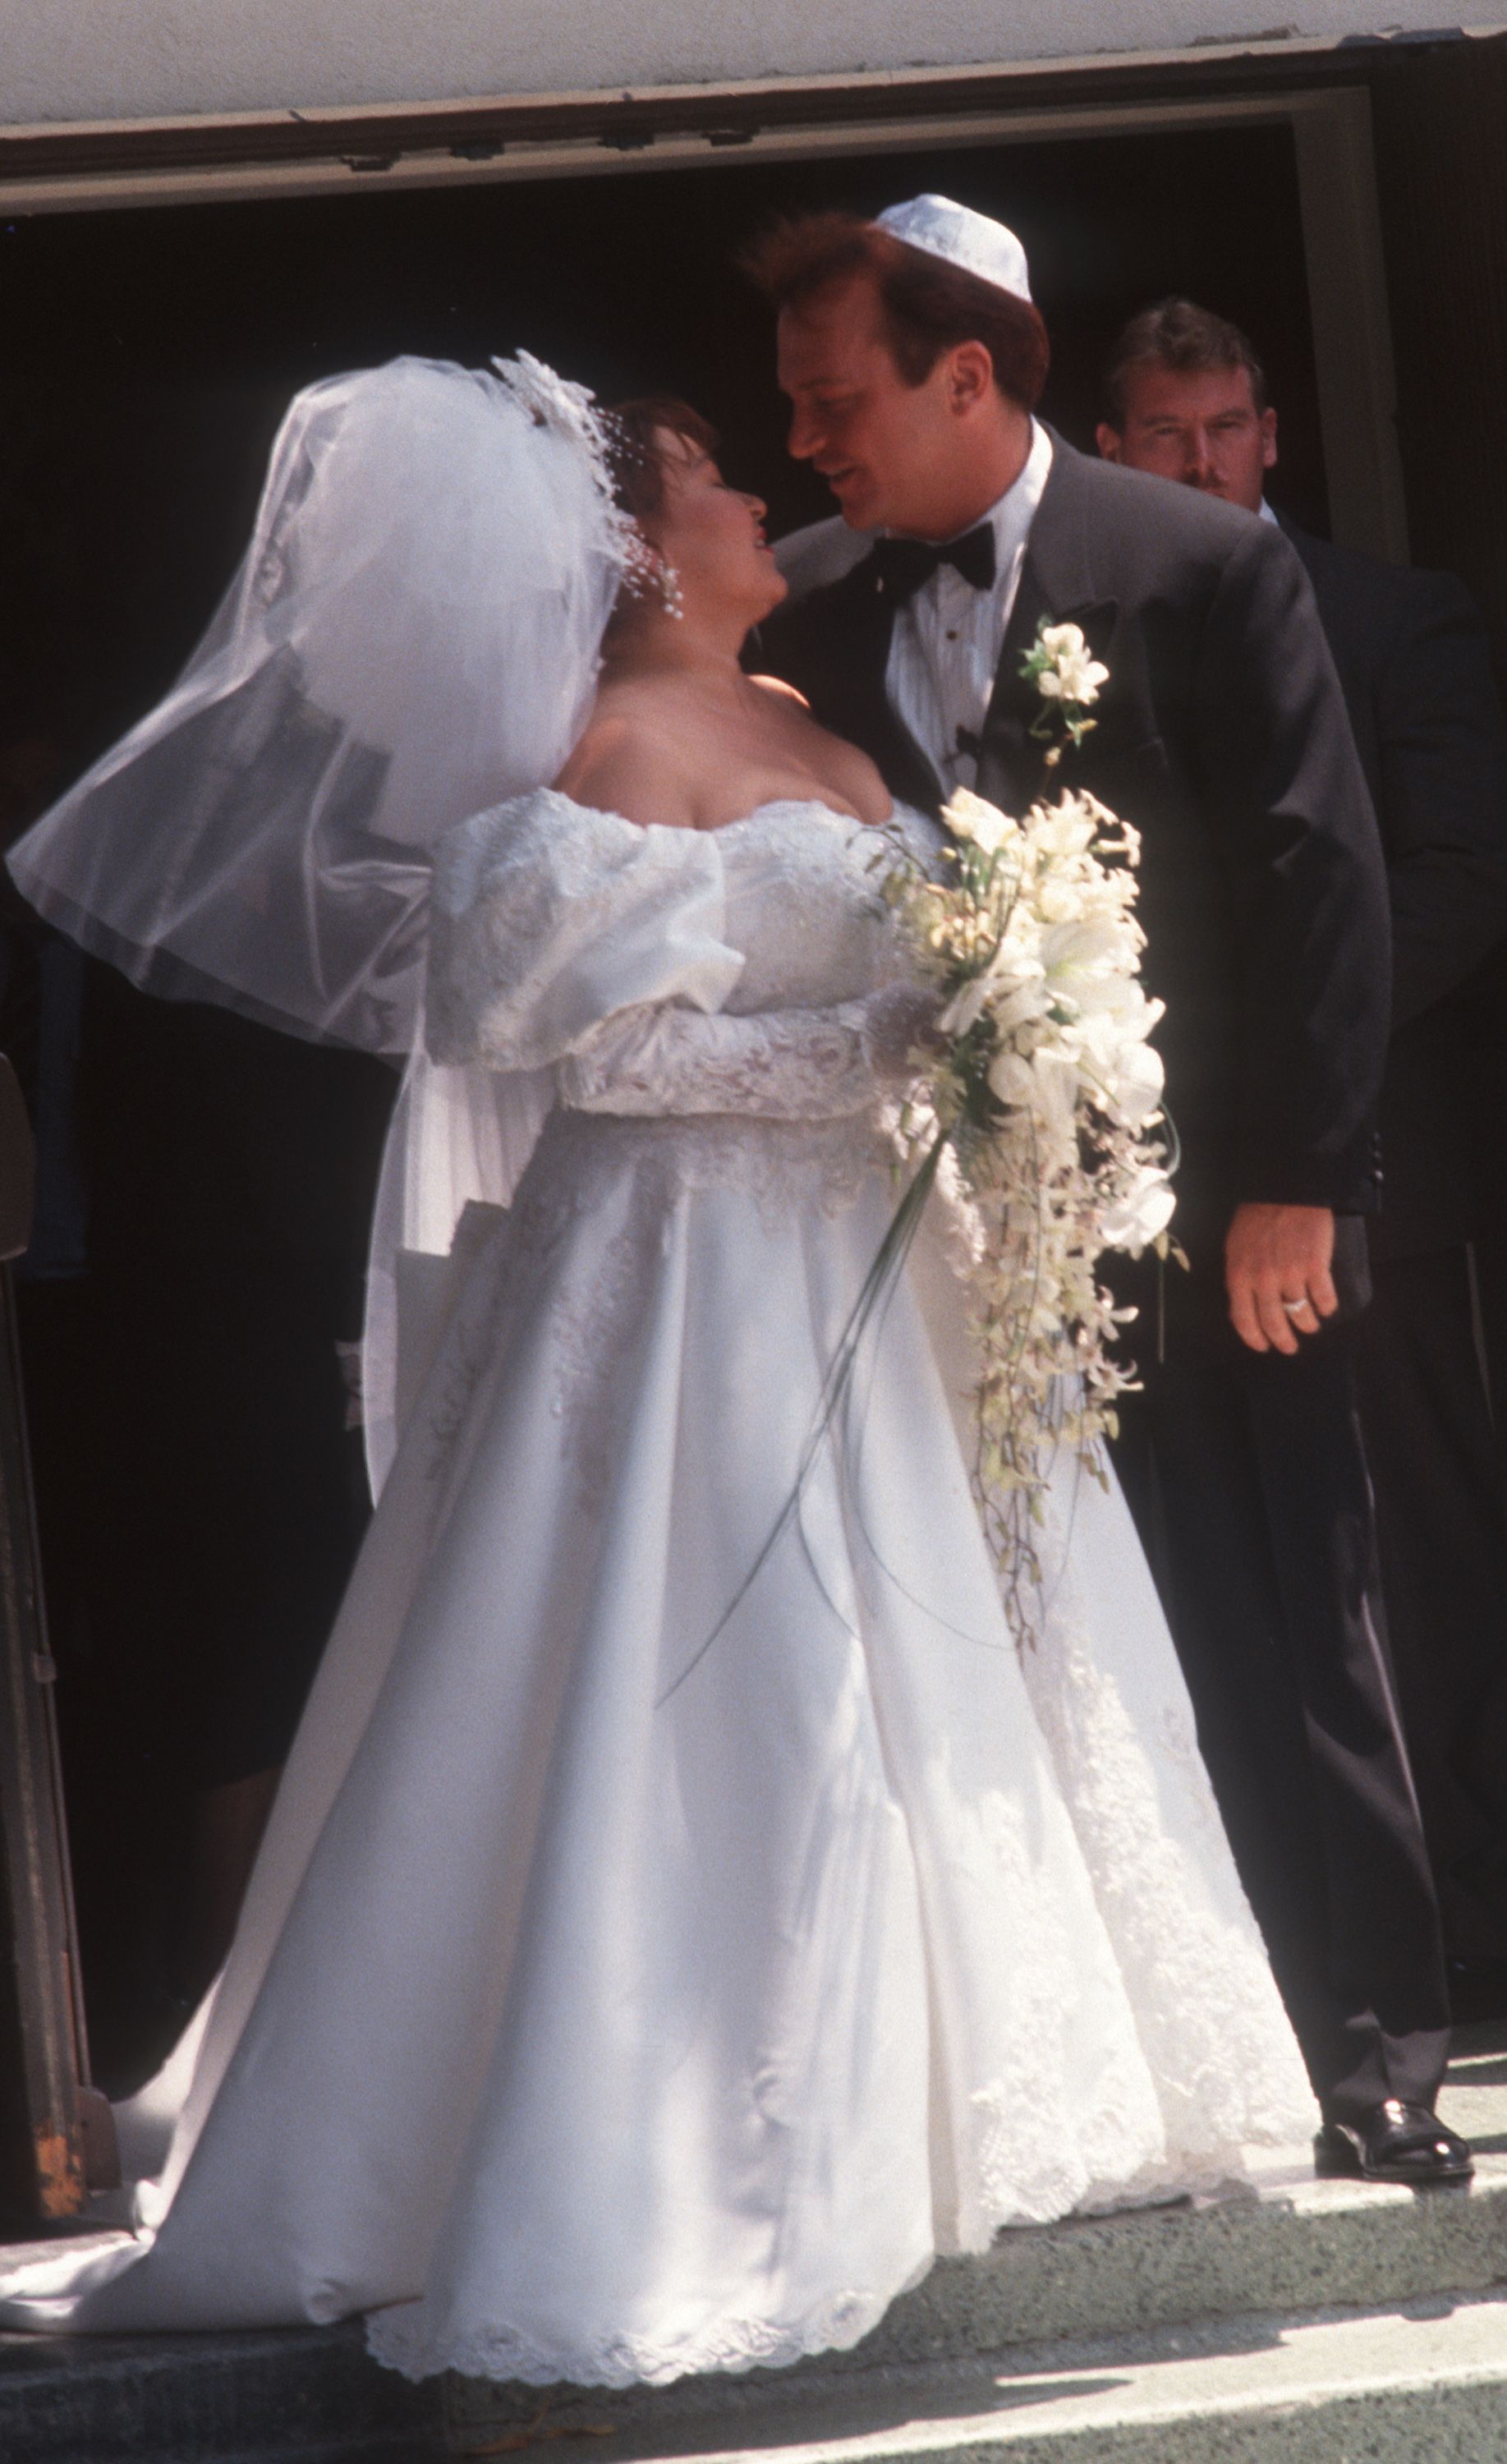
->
[1098,297,1507,2007]
[747,197,1468,2179]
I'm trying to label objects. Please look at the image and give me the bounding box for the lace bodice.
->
[426,792,938,1122]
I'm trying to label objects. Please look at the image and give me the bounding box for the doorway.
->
[0,104,1347,2100]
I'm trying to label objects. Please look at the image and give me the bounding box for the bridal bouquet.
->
[685,625,1178,1691]
[883,623,1178,1630]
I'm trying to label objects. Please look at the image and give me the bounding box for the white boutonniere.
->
[1021,618,1110,757]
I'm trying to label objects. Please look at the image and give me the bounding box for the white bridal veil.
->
[7,351,635,1483]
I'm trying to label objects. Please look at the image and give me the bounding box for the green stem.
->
[656,1129,949,1706]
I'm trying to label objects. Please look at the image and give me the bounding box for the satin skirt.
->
[0,1110,1313,2384]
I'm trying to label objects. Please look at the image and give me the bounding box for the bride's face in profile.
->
[644,429,788,632]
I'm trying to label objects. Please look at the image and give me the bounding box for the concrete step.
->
[11,2286,1507,2464]
[2,2028,1505,2461]
[8,2144,1506,2426]
[444,2287,1507,2463]
[0,2319,442,2464]
[821,2149,1507,2371]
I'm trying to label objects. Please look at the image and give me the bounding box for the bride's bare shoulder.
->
[751,679,892,825]
[552,690,697,831]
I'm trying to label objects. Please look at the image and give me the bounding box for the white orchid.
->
[1099,1166,1178,1255]
[986,1047,1036,1108]
[984,977,1052,1039]
[1029,1049,1082,1142]
[1031,790,1112,857]
[945,788,1016,857]
[1041,916,1128,1000]
[938,974,998,1038]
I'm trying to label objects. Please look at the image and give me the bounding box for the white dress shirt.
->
[884,419,1054,792]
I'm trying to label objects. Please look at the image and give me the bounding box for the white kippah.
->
[874,194,1032,306]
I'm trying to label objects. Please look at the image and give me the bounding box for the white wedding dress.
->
[0,788,1314,2386]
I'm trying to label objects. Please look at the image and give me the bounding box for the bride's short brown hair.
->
[741,210,1050,412]
[603,397,719,529]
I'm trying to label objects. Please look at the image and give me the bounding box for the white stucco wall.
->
[0,0,1496,127]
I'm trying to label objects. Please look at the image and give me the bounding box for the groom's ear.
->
[1096,424,1126,465]
[946,340,997,416]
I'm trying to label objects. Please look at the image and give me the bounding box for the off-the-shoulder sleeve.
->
[425,788,746,1068]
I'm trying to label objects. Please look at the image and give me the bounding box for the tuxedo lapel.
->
[976,434,1116,817]
[975,559,1050,816]
[822,550,947,814]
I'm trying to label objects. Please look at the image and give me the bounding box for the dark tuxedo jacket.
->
[1275,512,1507,1259]
[759,434,1391,1263]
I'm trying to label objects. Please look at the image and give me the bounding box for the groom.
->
[747,195,1468,2182]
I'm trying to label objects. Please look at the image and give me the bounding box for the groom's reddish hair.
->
[741,210,1050,411]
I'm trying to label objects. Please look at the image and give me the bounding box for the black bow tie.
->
[871,523,997,605]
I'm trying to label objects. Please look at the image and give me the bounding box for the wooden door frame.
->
[0,1059,113,2223]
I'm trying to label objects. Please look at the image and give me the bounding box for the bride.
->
[1,354,1313,2385]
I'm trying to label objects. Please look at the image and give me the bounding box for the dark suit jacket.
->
[1275,513,1507,1259]
[760,434,1391,1266]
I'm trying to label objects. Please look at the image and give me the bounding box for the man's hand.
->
[1224,1202,1339,1354]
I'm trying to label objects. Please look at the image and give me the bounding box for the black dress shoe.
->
[1314,2100,1473,2186]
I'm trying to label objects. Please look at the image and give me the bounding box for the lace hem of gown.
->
[1026,1619,1312,2156]
[360,2116,1259,2390]
[364,2269,933,2388]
